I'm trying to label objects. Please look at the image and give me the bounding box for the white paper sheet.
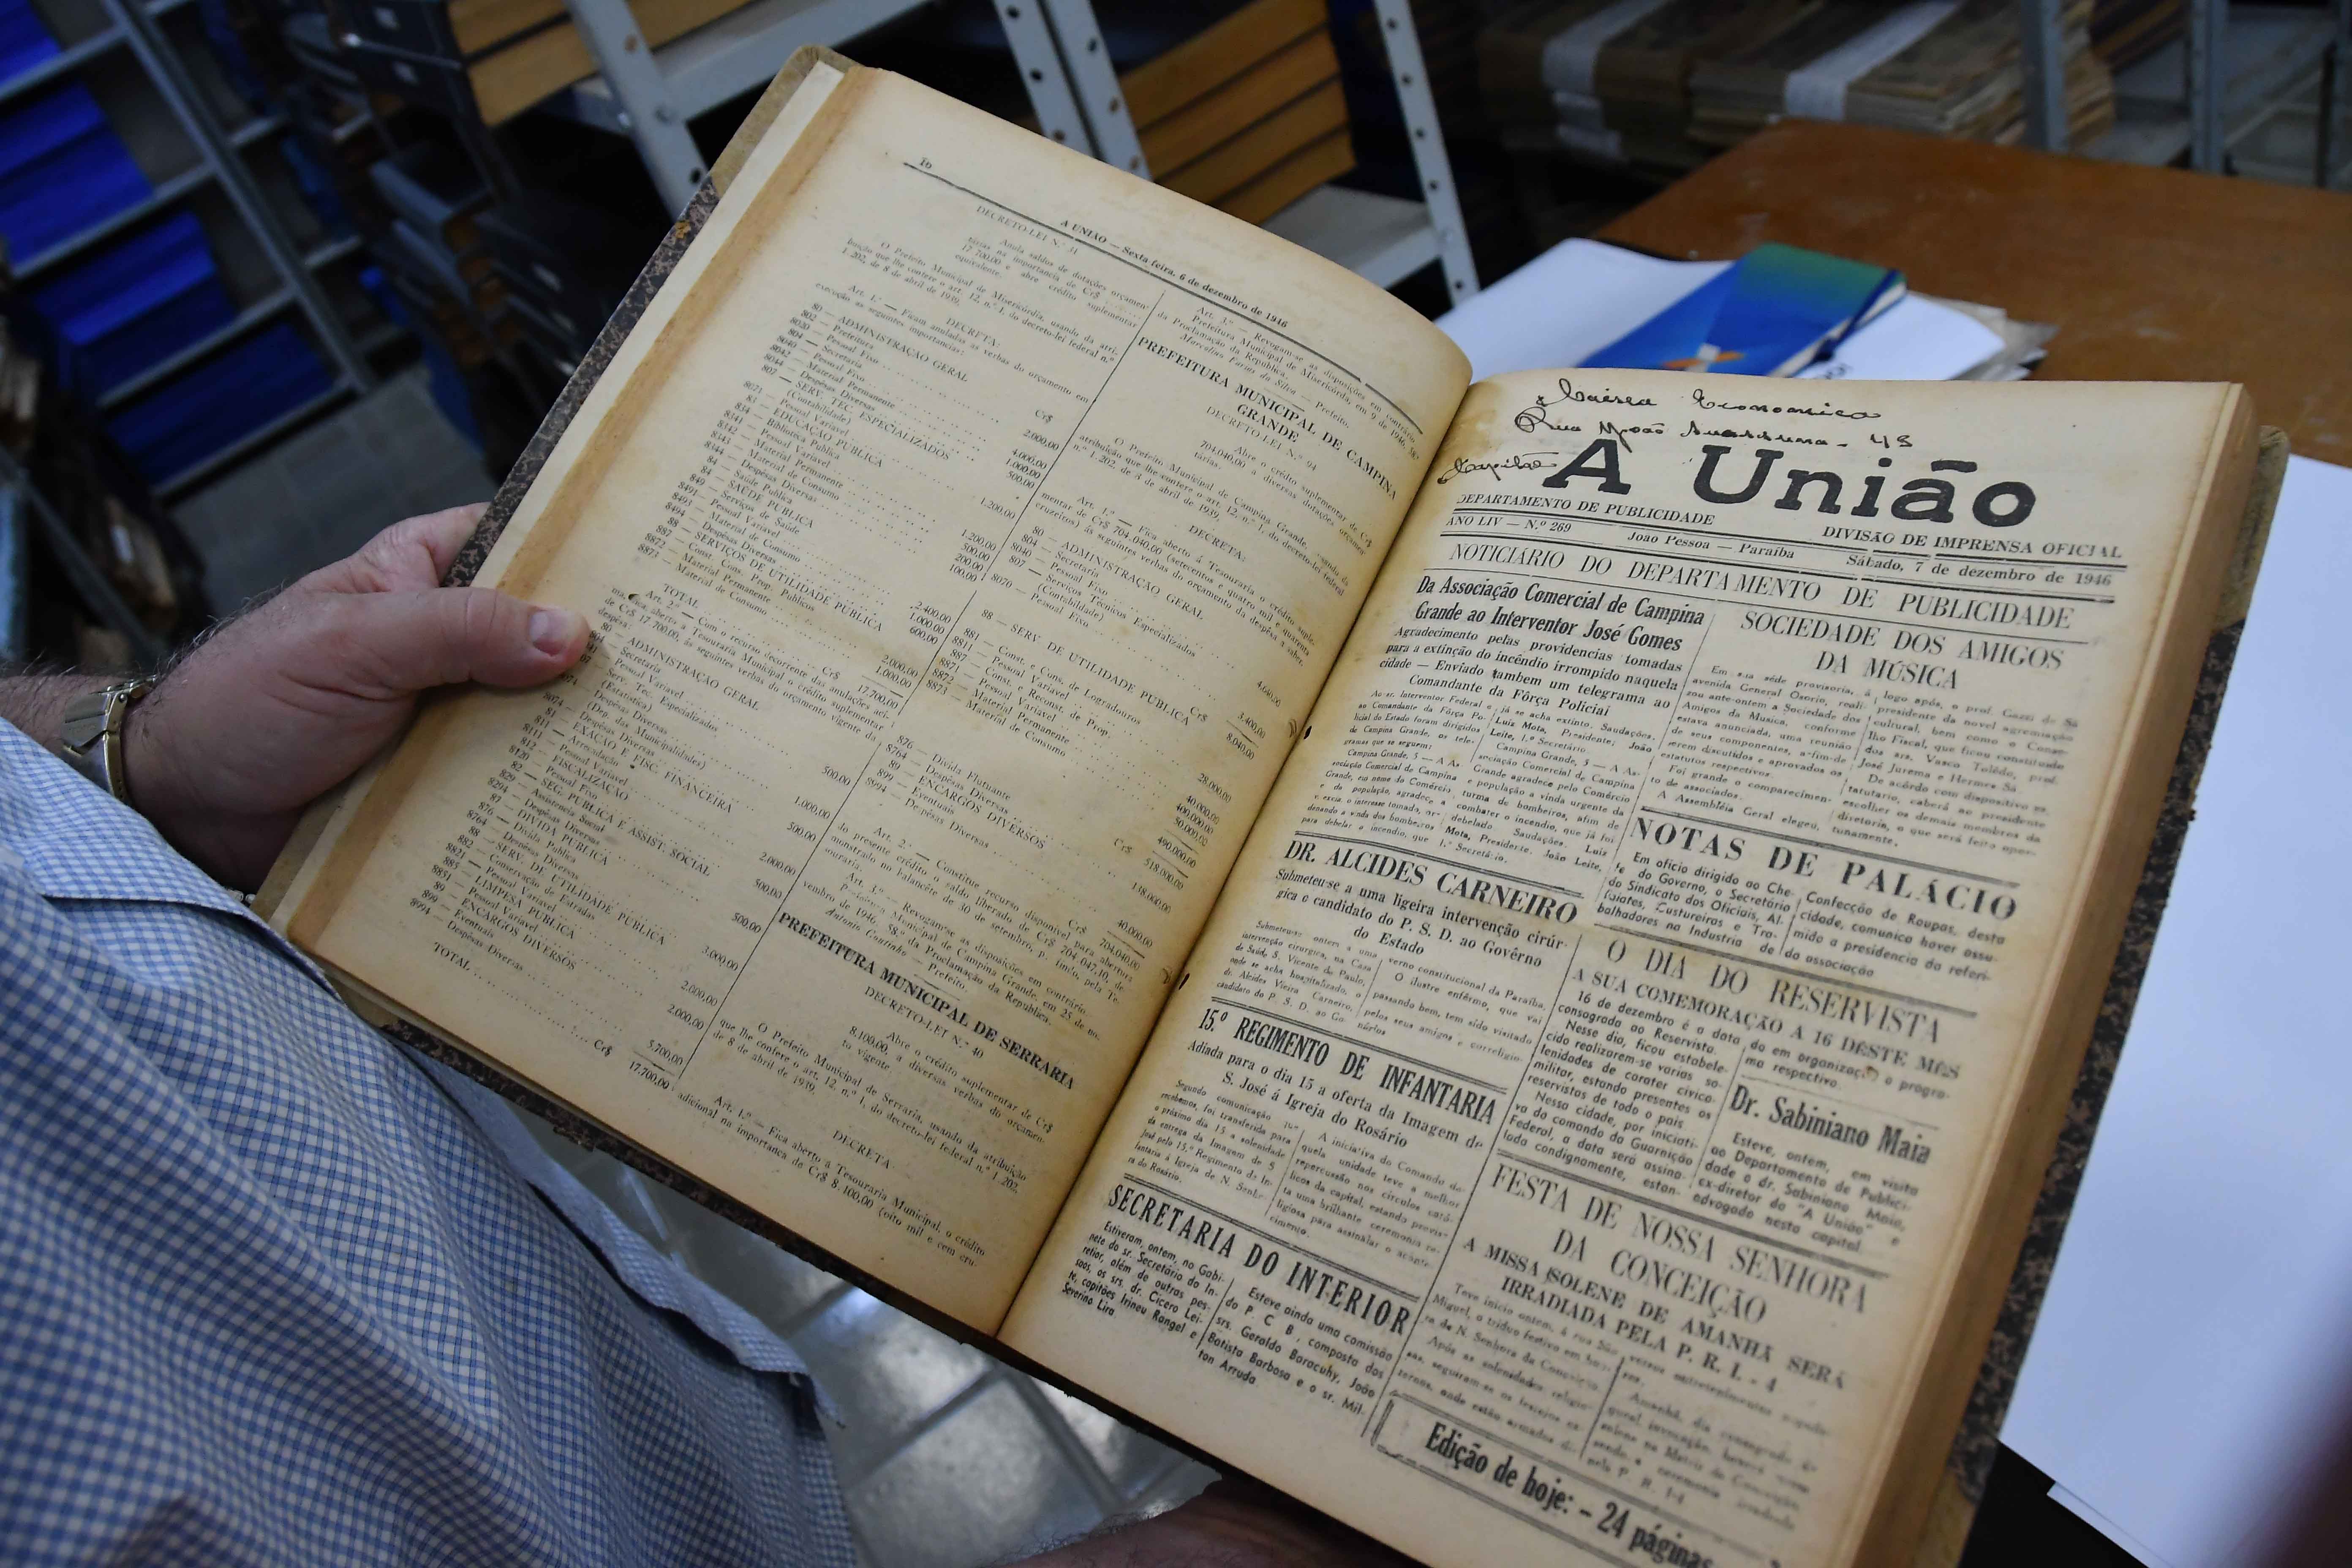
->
[1794,297,2004,381]
[1435,239,1727,381]
[1436,237,2001,384]
[2051,1485,2186,1568]
[2002,454,2352,1568]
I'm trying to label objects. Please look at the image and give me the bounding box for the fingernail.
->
[529,607,583,654]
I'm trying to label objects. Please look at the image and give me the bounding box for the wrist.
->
[0,673,111,752]
[60,675,158,801]
[121,676,222,866]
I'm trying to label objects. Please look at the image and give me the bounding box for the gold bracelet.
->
[58,676,157,803]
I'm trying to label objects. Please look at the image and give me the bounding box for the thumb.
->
[331,584,590,694]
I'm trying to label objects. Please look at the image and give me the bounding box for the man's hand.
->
[126,504,589,890]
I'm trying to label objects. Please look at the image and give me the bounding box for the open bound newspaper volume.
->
[261,49,2273,1568]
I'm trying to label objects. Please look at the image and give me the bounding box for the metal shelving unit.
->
[538,0,1478,299]
[3,0,389,498]
[16,108,288,280]
[150,381,349,497]
[2020,0,2351,185]
[100,291,293,409]
[97,0,373,389]
[995,0,1480,300]
[0,445,169,664]
[544,0,934,211]
[1260,184,1442,289]
[0,0,191,103]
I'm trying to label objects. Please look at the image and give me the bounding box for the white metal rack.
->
[544,0,934,210]
[2018,0,2350,185]
[1260,183,1441,287]
[993,0,1478,299]
[542,0,1478,298]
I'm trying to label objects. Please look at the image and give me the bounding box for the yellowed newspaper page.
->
[271,67,1467,1327]
[1005,371,2237,1566]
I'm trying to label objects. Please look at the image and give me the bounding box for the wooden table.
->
[1598,120,2352,461]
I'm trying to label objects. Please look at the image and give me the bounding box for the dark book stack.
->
[1482,0,1802,176]
[1479,0,2118,182]
[321,0,730,127]
[2088,0,2184,69]
[477,190,655,373]
[370,142,500,318]
[0,302,213,666]
[1688,0,2114,149]
[906,0,1360,223]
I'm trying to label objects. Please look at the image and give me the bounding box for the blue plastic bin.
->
[30,210,236,394]
[0,0,59,86]
[0,84,150,261]
[106,321,334,485]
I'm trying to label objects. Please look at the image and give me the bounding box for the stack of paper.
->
[1435,236,2048,386]
[1478,0,1807,174]
[1481,0,2115,173]
[1797,291,2052,380]
[2089,0,2184,68]
[1687,0,2115,148]
[1845,0,2115,139]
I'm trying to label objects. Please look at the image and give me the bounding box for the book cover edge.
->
[1913,421,2289,1565]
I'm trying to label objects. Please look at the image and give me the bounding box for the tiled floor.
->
[525,1114,1220,1568]
[169,367,497,613]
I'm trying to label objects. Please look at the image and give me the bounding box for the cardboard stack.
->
[1482,0,2115,174]
[2088,0,2184,69]
[323,0,753,125]
[1481,0,1806,174]
[1688,0,2113,149]
[1095,0,1356,223]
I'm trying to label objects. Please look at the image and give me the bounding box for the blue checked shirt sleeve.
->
[0,721,855,1568]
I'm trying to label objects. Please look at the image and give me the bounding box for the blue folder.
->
[1579,243,1906,378]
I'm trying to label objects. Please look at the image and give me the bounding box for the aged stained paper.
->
[1005,371,2240,1568]
[274,69,1467,1325]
